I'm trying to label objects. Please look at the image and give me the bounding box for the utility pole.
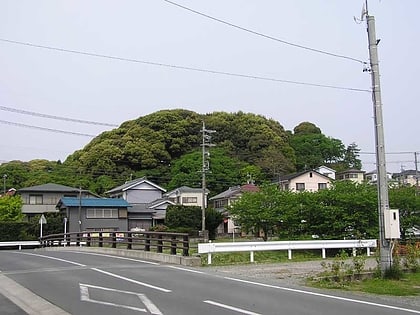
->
[201,121,215,241]
[415,152,419,193]
[2,174,6,195]
[365,5,392,275]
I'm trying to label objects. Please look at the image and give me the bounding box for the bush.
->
[0,222,35,241]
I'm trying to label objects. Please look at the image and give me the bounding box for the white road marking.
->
[66,250,160,265]
[204,300,262,315]
[224,277,420,314]
[80,283,163,314]
[15,252,86,267]
[166,266,204,274]
[91,268,171,292]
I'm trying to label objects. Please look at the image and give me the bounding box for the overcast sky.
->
[0,1,418,173]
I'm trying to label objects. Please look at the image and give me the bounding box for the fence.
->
[198,239,377,264]
[41,231,190,256]
[0,241,41,250]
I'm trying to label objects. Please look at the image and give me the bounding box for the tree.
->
[389,186,420,239]
[229,184,282,241]
[0,196,24,222]
[205,208,223,240]
[165,205,201,232]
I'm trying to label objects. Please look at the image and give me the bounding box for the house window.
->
[86,208,118,219]
[296,183,305,191]
[215,199,228,208]
[29,194,43,205]
[182,197,197,204]
[318,183,328,190]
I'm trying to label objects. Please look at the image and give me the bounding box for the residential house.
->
[163,186,208,208]
[278,170,332,192]
[209,183,259,234]
[315,165,336,180]
[336,169,366,184]
[365,169,393,184]
[106,177,169,230]
[57,197,130,233]
[393,169,419,187]
[18,183,98,219]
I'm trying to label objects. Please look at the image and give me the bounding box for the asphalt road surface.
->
[0,249,419,315]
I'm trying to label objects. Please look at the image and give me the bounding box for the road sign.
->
[39,214,47,225]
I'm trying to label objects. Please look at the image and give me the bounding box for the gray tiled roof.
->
[18,183,88,193]
[106,177,166,194]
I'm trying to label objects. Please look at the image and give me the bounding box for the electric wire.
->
[162,0,365,64]
[0,106,118,127]
[0,120,96,137]
[0,38,370,93]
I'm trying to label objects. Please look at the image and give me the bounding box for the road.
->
[0,249,418,315]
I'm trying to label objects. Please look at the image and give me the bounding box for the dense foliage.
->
[0,195,24,222]
[230,181,420,240]
[0,110,361,197]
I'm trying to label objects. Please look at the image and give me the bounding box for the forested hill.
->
[1,109,361,195]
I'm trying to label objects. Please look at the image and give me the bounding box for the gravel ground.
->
[199,258,420,309]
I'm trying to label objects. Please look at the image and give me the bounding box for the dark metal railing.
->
[40,231,190,256]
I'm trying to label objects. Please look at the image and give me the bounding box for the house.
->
[336,169,366,184]
[278,170,331,192]
[18,183,99,219]
[210,183,259,234]
[163,186,209,208]
[364,169,393,184]
[106,177,168,230]
[393,169,419,186]
[315,165,336,180]
[57,197,130,233]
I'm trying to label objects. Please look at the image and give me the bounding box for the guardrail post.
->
[170,235,177,255]
[288,249,292,260]
[99,232,103,247]
[322,248,326,259]
[157,235,163,253]
[127,232,132,250]
[112,232,117,248]
[208,253,212,265]
[145,234,150,252]
[183,235,189,256]
[76,233,80,246]
[352,248,356,257]
[250,251,254,263]
[367,247,371,256]
[86,233,91,247]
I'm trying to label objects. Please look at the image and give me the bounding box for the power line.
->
[162,0,365,64]
[0,38,370,93]
[0,120,95,137]
[0,106,118,127]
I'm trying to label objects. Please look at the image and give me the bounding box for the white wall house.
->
[279,170,332,192]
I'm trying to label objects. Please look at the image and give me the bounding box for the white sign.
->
[39,214,47,225]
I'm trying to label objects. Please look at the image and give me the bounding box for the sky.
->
[0,1,418,174]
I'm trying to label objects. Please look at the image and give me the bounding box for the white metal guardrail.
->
[0,241,41,250]
[198,239,377,265]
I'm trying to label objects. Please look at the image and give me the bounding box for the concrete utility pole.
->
[201,121,215,241]
[415,152,419,192]
[366,8,392,274]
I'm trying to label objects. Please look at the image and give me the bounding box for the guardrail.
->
[0,241,41,250]
[198,239,377,265]
[40,231,190,256]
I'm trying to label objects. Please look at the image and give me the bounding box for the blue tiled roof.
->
[58,197,131,208]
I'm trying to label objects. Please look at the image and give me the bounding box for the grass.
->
[310,271,420,296]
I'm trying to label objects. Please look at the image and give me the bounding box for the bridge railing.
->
[41,231,190,256]
[198,239,377,264]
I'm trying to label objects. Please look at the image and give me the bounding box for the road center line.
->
[167,266,204,274]
[204,300,262,315]
[14,252,86,267]
[91,268,171,293]
[66,250,160,265]
[224,277,420,314]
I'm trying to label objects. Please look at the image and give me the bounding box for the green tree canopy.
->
[0,196,24,222]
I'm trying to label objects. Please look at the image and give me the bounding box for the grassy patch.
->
[310,272,420,296]
[199,250,323,266]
